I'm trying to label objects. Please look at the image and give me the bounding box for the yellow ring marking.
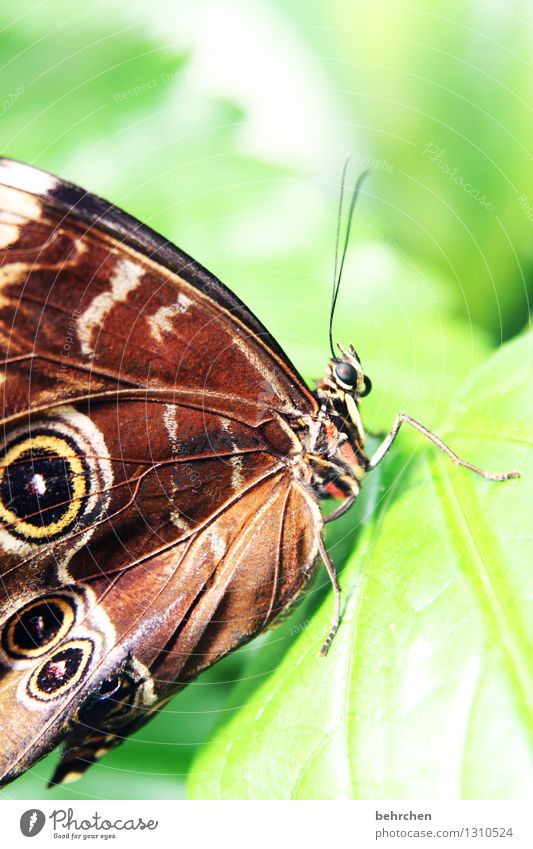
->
[0,434,87,539]
[27,638,94,702]
[3,595,76,659]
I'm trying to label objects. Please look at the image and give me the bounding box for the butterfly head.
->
[315,343,372,451]
[330,343,372,399]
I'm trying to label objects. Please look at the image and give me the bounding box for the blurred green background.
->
[0,0,532,800]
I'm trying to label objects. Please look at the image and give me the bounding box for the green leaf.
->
[187,330,533,799]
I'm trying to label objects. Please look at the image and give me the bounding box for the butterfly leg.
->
[318,536,341,656]
[49,731,119,786]
[369,412,520,481]
[323,494,357,524]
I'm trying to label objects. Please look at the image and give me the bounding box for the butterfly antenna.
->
[328,162,371,359]
[329,155,351,357]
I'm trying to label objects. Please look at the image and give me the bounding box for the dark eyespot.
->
[0,431,88,542]
[359,375,372,397]
[28,638,94,701]
[334,361,358,388]
[2,595,76,659]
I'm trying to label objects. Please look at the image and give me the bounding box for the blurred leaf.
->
[281,0,533,338]
[0,6,187,167]
[187,330,533,799]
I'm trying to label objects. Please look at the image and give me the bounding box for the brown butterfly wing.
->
[0,157,314,421]
[0,159,321,785]
[1,468,321,786]
[52,472,320,786]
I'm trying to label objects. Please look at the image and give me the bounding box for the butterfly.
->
[0,157,519,788]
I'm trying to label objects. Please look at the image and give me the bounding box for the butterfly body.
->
[0,159,372,786]
[0,159,518,788]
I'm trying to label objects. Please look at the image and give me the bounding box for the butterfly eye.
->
[27,638,94,701]
[94,674,122,700]
[359,375,372,397]
[0,432,88,542]
[334,361,358,389]
[79,669,138,725]
[2,595,76,659]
